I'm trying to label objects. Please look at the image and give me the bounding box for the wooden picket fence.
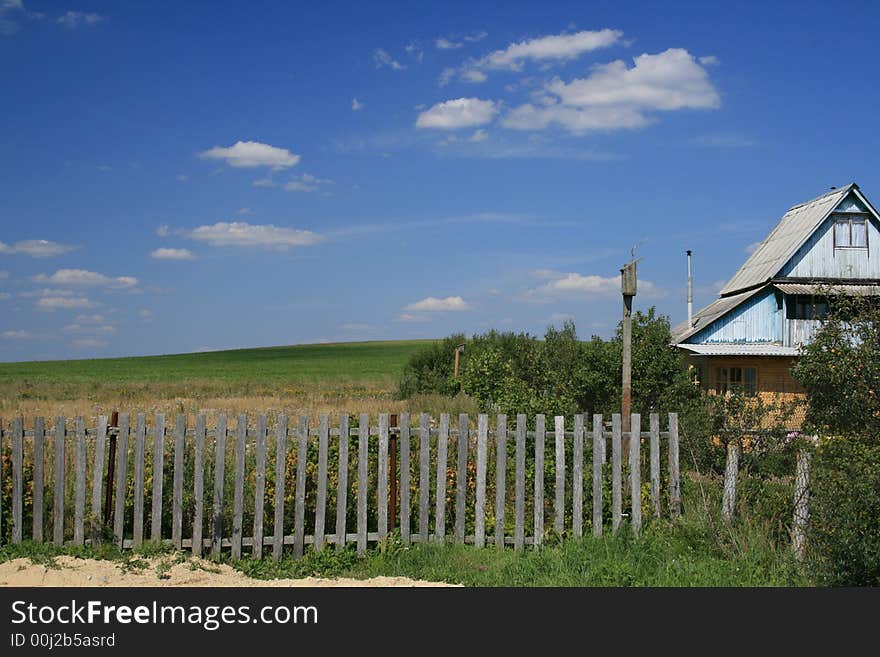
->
[0,412,680,559]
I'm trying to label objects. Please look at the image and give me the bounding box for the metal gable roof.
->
[677,344,799,357]
[718,184,857,296]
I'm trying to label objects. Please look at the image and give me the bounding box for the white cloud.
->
[156,224,170,237]
[1,329,30,339]
[352,98,364,111]
[438,67,456,87]
[469,129,488,143]
[461,69,488,84]
[394,313,430,323]
[283,173,334,193]
[64,322,116,335]
[37,296,95,310]
[404,296,470,312]
[19,287,75,298]
[405,42,424,62]
[0,239,77,257]
[198,140,300,169]
[436,37,462,50]
[237,207,253,215]
[527,271,663,300]
[464,31,488,43]
[34,269,138,289]
[502,48,720,134]
[373,48,404,70]
[188,221,324,249]
[252,177,276,187]
[416,98,498,129]
[699,55,720,66]
[57,11,104,29]
[75,313,105,323]
[151,247,195,260]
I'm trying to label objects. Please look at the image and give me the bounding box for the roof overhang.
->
[773,282,880,296]
[676,343,799,357]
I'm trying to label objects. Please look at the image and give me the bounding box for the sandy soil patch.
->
[0,556,454,587]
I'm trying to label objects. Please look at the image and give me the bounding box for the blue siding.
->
[780,193,880,279]
[687,289,781,344]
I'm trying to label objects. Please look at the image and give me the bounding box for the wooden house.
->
[672,183,880,413]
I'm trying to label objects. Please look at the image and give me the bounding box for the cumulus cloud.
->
[416,98,498,129]
[404,296,470,311]
[150,247,195,260]
[502,48,720,134]
[198,140,300,169]
[188,221,323,249]
[479,28,622,70]
[436,37,462,50]
[156,224,170,237]
[373,48,404,70]
[394,313,430,323]
[283,173,334,193]
[0,239,77,257]
[57,11,104,29]
[352,98,364,111]
[33,269,138,289]
[469,129,488,142]
[527,270,663,300]
[1,329,30,339]
[37,296,95,310]
[64,322,116,335]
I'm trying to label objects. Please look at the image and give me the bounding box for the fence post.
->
[650,413,660,518]
[721,440,740,521]
[11,417,23,544]
[474,414,488,548]
[33,417,45,543]
[792,448,812,561]
[554,416,565,536]
[534,414,545,546]
[592,414,603,537]
[630,413,641,535]
[668,413,680,517]
[434,414,448,544]
[611,413,622,533]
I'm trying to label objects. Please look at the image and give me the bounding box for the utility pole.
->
[453,344,465,378]
[621,260,638,444]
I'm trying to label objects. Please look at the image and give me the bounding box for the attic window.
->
[834,216,867,248]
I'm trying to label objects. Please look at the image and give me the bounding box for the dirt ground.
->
[0,556,455,587]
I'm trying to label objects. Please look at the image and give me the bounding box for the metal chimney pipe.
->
[686,250,693,327]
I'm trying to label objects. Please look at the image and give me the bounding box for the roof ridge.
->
[788,182,857,211]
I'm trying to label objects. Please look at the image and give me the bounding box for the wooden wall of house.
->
[690,289,781,344]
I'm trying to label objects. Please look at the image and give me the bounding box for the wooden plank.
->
[418,412,430,543]
[494,414,507,551]
[356,414,369,556]
[252,414,268,558]
[231,414,247,559]
[668,413,681,517]
[32,417,45,543]
[630,413,642,535]
[90,416,107,544]
[721,440,740,521]
[172,414,186,548]
[52,416,68,546]
[474,414,488,548]
[272,414,288,560]
[294,416,310,558]
[572,414,584,538]
[454,413,469,544]
[132,413,147,548]
[377,413,389,541]
[150,413,166,543]
[514,414,526,552]
[650,413,661,518]
[592,415,603,537]
[73,416,87,546]
[211,414,227,557]
[313,414,329,551]
[112,414,130,548]
[192,415,206,557]
[792,449,812,561]
[334,414,349,552]
[554,415,565,536]
[11,417,23,544]
[399,413,411,544]
[611,413,622,533]
[534,414,545,547]
[434,414,448,544]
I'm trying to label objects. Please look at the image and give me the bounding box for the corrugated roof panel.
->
[719,184,855,296]
[677,344,799,357]
[774,283,880,296]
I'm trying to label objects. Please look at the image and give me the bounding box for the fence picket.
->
[273,414,288,559]
[334,414,349,550]
[612,413,622,533]
[172,414,186,549]
[90,416,107,544]
[54,416,67,546]
[474,414,488,548]
[193,415,206,556]
[630,413,641,535]
[418,412,430,543]
[554,416,565,536]
[314,414,330,551]
[434,414,448,544]
[112,414,130,548]
[73,416,87,546]
[377,413,389,542]
[0,417,3,542]
[454,413,469,544]
[668,413,680,517]
[294,416,309,558]
[399,413,411,544]
[572,414,583,538]
[231,414,247,559]
[252,414,267,558]
[132,413,146,548]
[592,414,603,537]
[722,441,740,521]
[211,414,227,556]
[151,413,166,543]
[514,414,526,551]
[33,417,45,542]
[650,413,660,518]
[792,449,812,560]
[494,414,507,550]
[11,417,23,544]
[534,414,545,547]
[356,414,369,556]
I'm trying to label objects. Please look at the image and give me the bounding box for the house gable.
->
[686,288,781,344]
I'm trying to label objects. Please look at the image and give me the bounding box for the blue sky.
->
[2,0,880,361]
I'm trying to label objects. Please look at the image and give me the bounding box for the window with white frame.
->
[833,215,868,248]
